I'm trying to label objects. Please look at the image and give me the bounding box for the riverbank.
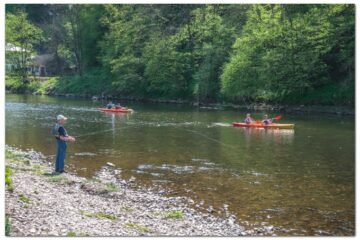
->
[6,76,354,116]
[5,146,279,237]
[7,90,355,116]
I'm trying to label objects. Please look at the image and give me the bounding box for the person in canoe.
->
[51,115,76,174]
[115,103,123,109]
[244,113,254,124]
[106,101,114,109]
[262,114,273,125]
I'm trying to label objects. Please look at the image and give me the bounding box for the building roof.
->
[5,43,29,52]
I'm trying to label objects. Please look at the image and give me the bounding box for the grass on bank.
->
[105,183,119,192]
[124,223,150,233]
[5,215,11,236]
[67,232,77,237]
[80,210,117,220]
[5,166,13,186]
[5,149,25,162]
[165,210,184,219]
[19,194,30,203]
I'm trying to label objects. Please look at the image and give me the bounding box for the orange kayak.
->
[99,108,133,113]
[232,122,295,129]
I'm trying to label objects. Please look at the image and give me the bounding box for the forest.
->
[5,4,355,105]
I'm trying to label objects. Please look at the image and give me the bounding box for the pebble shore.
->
[5,146,276,237]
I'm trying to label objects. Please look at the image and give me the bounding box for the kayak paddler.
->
[262,114,273,125]
[244,113,254,124]
[115,103,122,109]
[51,115,76,173]
[106,101,114,109]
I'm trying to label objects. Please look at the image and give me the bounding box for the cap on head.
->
[57,115,68,121]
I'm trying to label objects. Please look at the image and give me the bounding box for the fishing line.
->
[183,129,238,150]
[74,126,130,138]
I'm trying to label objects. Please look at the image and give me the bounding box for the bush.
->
[36,77,61,95]
[5,75,26,92]
[56,68,111,95]
[283,83,354,106]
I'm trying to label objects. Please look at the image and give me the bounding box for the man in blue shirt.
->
[52,115,76,173]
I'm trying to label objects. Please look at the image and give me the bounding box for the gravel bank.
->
[5,146,277,237]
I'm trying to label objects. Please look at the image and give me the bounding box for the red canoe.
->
[232,122,295,129]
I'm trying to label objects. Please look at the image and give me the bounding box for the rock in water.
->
[106,162,115,167]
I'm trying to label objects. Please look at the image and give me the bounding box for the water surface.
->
[5,94,355,235]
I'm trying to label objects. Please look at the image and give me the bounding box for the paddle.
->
[255,115,282,123]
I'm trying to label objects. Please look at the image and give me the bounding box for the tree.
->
[221,4,354,104]
[191,6,236,102]
[5,10,43,80]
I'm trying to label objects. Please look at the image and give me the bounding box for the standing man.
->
[52,115,76,173]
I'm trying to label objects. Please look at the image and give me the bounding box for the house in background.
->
[6,43,52,77]
[28,54,53,77]
[5,43,28,73]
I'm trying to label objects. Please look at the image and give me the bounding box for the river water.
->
[5,94,355,236]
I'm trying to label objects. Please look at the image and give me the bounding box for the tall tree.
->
[5,10,43,80]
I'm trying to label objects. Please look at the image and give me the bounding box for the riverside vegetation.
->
[5,146,281,236]
[5,4,354,106]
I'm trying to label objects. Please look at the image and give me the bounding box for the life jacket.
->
[51,123,60,137]
[51,123,67,139]
[244,117,252,124]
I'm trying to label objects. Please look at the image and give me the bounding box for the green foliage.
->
[67,231,77,237]
[80,210,117,220]
[5,165,14,192]
[32,165,44,175]
[124,223,150,233]
[5,75,26,92]
[35,77,61,95]
[6,10,43,78]
[46,174,66,182]
[144,38,192,99]
[165,210,184,219]
[19,194,30,203]
[105,183,119,192]
[5,4,355,106]
[5,215,11,236]
[5,166,13,186]
[191,6,236,102]
[221,4,355,105]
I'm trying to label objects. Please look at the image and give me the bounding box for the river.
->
[5,94,355,236]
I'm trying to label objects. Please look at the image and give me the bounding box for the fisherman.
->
[262,114,273,125]
[51,115,76,173]
[244,113,254,124]
[106,101,114,109]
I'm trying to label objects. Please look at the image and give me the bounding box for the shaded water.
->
[5,94,355,235]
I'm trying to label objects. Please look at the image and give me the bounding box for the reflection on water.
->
[5,94,355,236]
[239,127,295,146]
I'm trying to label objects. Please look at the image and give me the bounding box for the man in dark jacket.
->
[52,115,76,173]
